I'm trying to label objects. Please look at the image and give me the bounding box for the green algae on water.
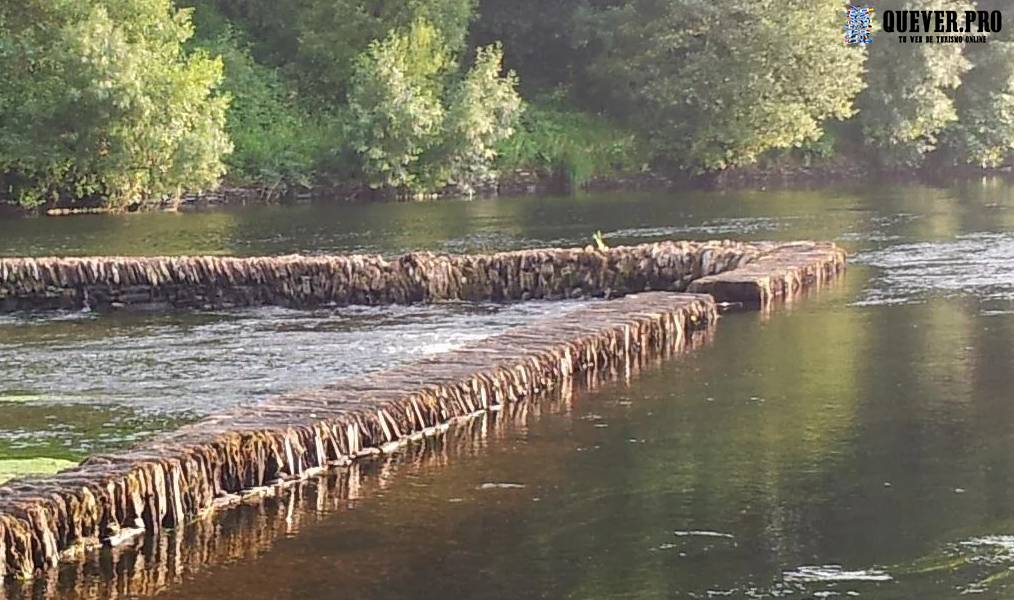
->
[0,392,44,403]
[0,457,78,485]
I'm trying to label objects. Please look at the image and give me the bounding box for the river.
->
[2,180,1014,598]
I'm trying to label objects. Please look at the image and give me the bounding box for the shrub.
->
[347,20,449,191]
[426,43,523,191]
[193,26,329,187]
[348,21,521,193]
[496,103,646,186]
[0,0,231,209]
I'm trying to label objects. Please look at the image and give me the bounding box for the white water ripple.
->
[605,217,797,239]
[674,530,736,539]
[852,232,1014,306]
[782,565,893,583]
[957,535,1014,566]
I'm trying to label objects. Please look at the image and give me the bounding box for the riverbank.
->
[7,164,1012,217]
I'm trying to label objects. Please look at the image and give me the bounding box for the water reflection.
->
[0,369,588,600]
[2,179,1014,598]
[0,180,1008,259]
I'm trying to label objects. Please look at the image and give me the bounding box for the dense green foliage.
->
[3,0,1014,209]
[432,43,523,190]
[347,20,451,191]
[0,0,230,208]
[580,0,865,172]
[859,0,971,167]
[195,29,328,187]
[945,41,1014,168]
[470,0,589,93]
[497,103,646,186]
[346,21,520,193]
[298,0,475,97]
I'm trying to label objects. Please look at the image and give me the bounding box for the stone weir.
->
[0,240,847,579]
[0,292,717,579]
[0,240,846,312]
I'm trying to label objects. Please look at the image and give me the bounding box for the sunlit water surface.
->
[2,180,1014,598]
[0,301,585,458]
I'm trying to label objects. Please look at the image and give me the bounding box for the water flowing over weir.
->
[0,241,845,580]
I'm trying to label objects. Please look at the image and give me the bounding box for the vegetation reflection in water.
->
[0,363,624,600]
[6,279,1014,599]
[2,182,1013,258]
[0,182,1014,597]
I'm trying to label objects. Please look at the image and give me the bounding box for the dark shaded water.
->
[2,180,1014,598]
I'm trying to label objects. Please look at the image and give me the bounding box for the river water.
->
[2,181,1014,598]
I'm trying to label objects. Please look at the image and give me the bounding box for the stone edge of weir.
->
[0,240,845,312]
[0,240,846,579]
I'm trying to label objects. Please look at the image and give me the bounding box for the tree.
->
[347,20,520,193]
[430,43,523,191]
[943,20,1014,169]
[857,0,971,168]
[0,0,231,208]
[579,0,865,172]
[190,22,325,187]
[295,0,474,99]
[471,0,585,93]
[192,0,305,66]
[346,20,450,191]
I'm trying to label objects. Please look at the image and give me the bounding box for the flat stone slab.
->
[688,241,846,306]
